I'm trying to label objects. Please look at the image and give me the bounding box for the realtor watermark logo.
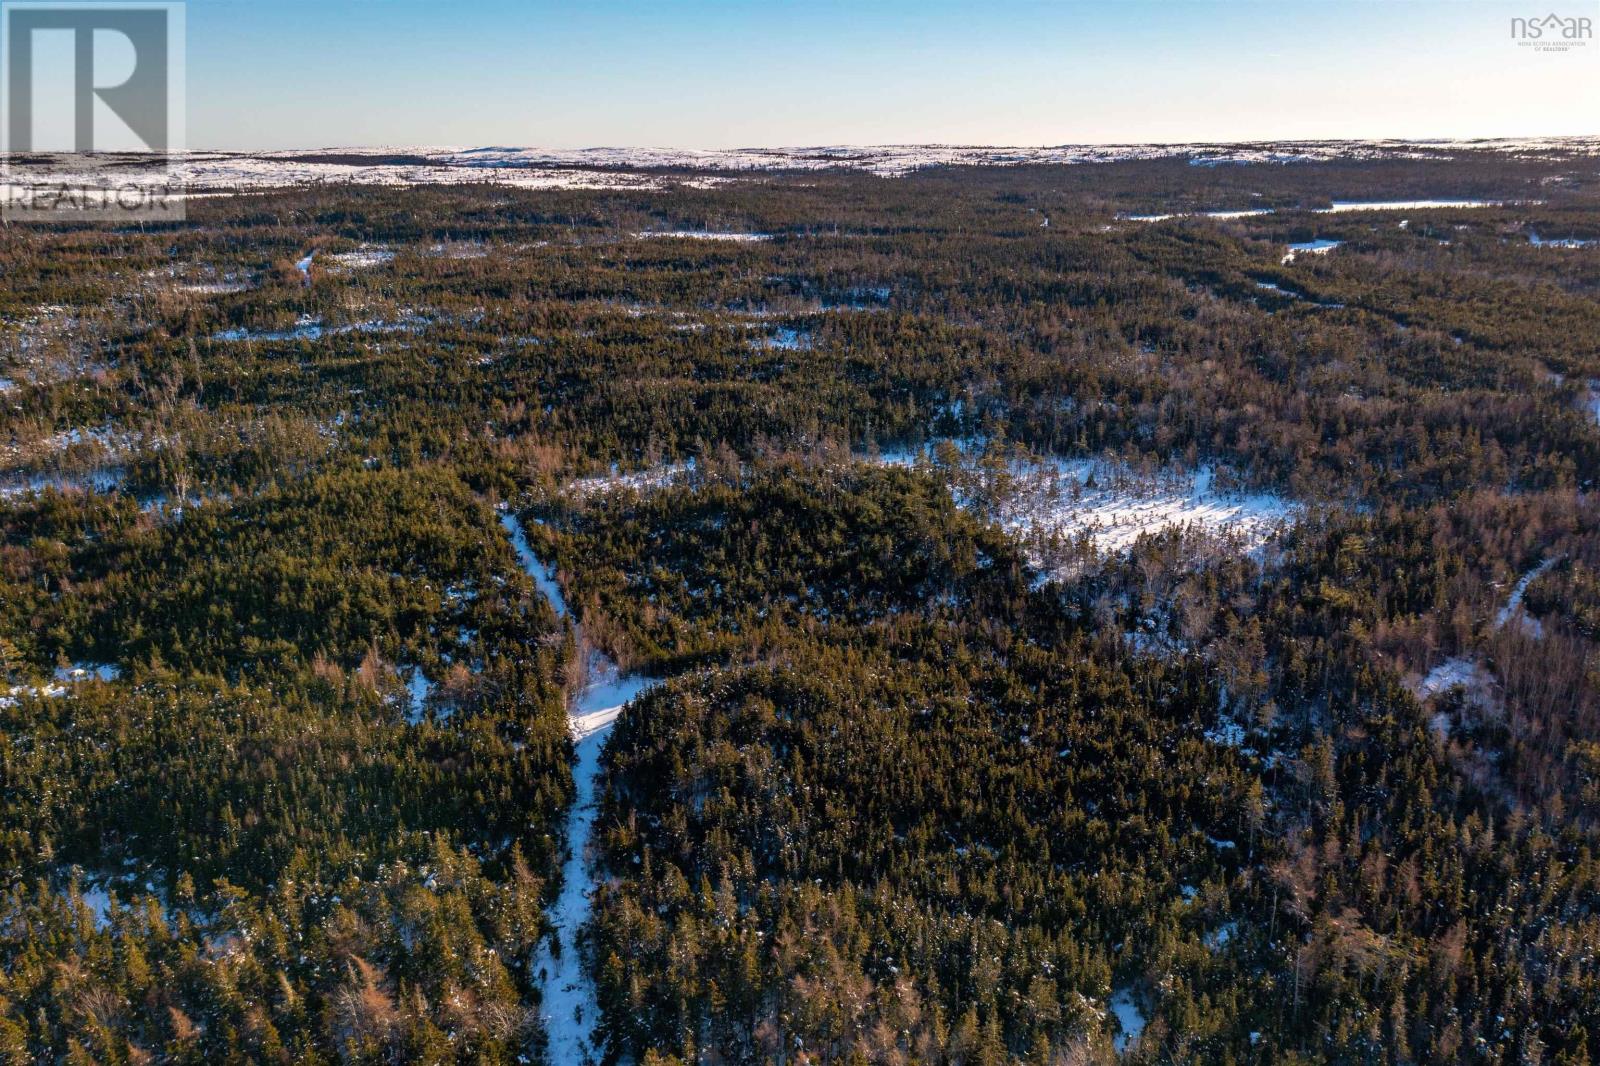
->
[1510,11,1592,51]
[1,1,185,221]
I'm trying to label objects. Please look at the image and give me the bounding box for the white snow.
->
[1204,921,1238,949]
[1493,557,1558,635]
[0,681,66,707]
[567,461,694,499]
[213,315,325,342]
[1205,719,1247,748]
[1415,657,1494,701]
[1529,231,1595,249]
[1587,382,1600,427]
[179,280,249,294]
[78,885,114,929]
[1318,199,1499,212]
[294,252,315,281]
[212,312,428,343]
[1127,209,1273,221]
[995,460,1295,557]
[499,512,568,618]
[633,230,773,242]
[327,247,396,269]
[54,663,119,683]
[406,668,434,724]
[570,661,658,741]
[499,509,660,1065]
[5,141,1592,201]
[1109,988,1146,1054]
[756,326,811,351]
[0,469,125,499]
[875,447,1296,567]
[1282,239,1342,263]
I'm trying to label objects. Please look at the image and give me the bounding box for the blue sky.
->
[184,0,1596,149]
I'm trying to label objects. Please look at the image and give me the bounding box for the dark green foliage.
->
[1,151,1598,1062]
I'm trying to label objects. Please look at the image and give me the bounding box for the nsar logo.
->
[1510,11,1592,51]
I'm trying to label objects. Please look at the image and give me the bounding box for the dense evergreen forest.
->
[1,148,1599,1063]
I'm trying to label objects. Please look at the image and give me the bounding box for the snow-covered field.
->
[4,138,1596,199]
[560,448,1296,570]
[995,462,1295,556]
[1319,199,1501,212]
[878,448,1298,561]
[1282,239,1343,263]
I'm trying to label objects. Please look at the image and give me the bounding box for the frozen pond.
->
[878,447,1297,564]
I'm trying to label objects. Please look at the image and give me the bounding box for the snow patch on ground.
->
[0,681,66,707]
[1494,557,1558,636]
[756,326,811,351]
[634,230,773,242]
[326,246,396,269]
[567,461,694,499]
[54,663,119,683]
[1414,657,1495,702]
[179,279,249,294]
[0,469,125,499]
[1,663,117,707]
[406,668,434,725]
[212,312,429,342]
[1529,231,1596,248]
[1282,239,1343,263]
[874,447,1297,571]
[994,461,1294,556]
[1109,988,1146,1054]
[499,512,568,618]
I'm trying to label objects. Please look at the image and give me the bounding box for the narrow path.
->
[499,509,658,1064]
[1494,555,1559,633]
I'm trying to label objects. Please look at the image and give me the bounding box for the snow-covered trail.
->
[1494,555,1559,634]
[499,510,657,1064]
